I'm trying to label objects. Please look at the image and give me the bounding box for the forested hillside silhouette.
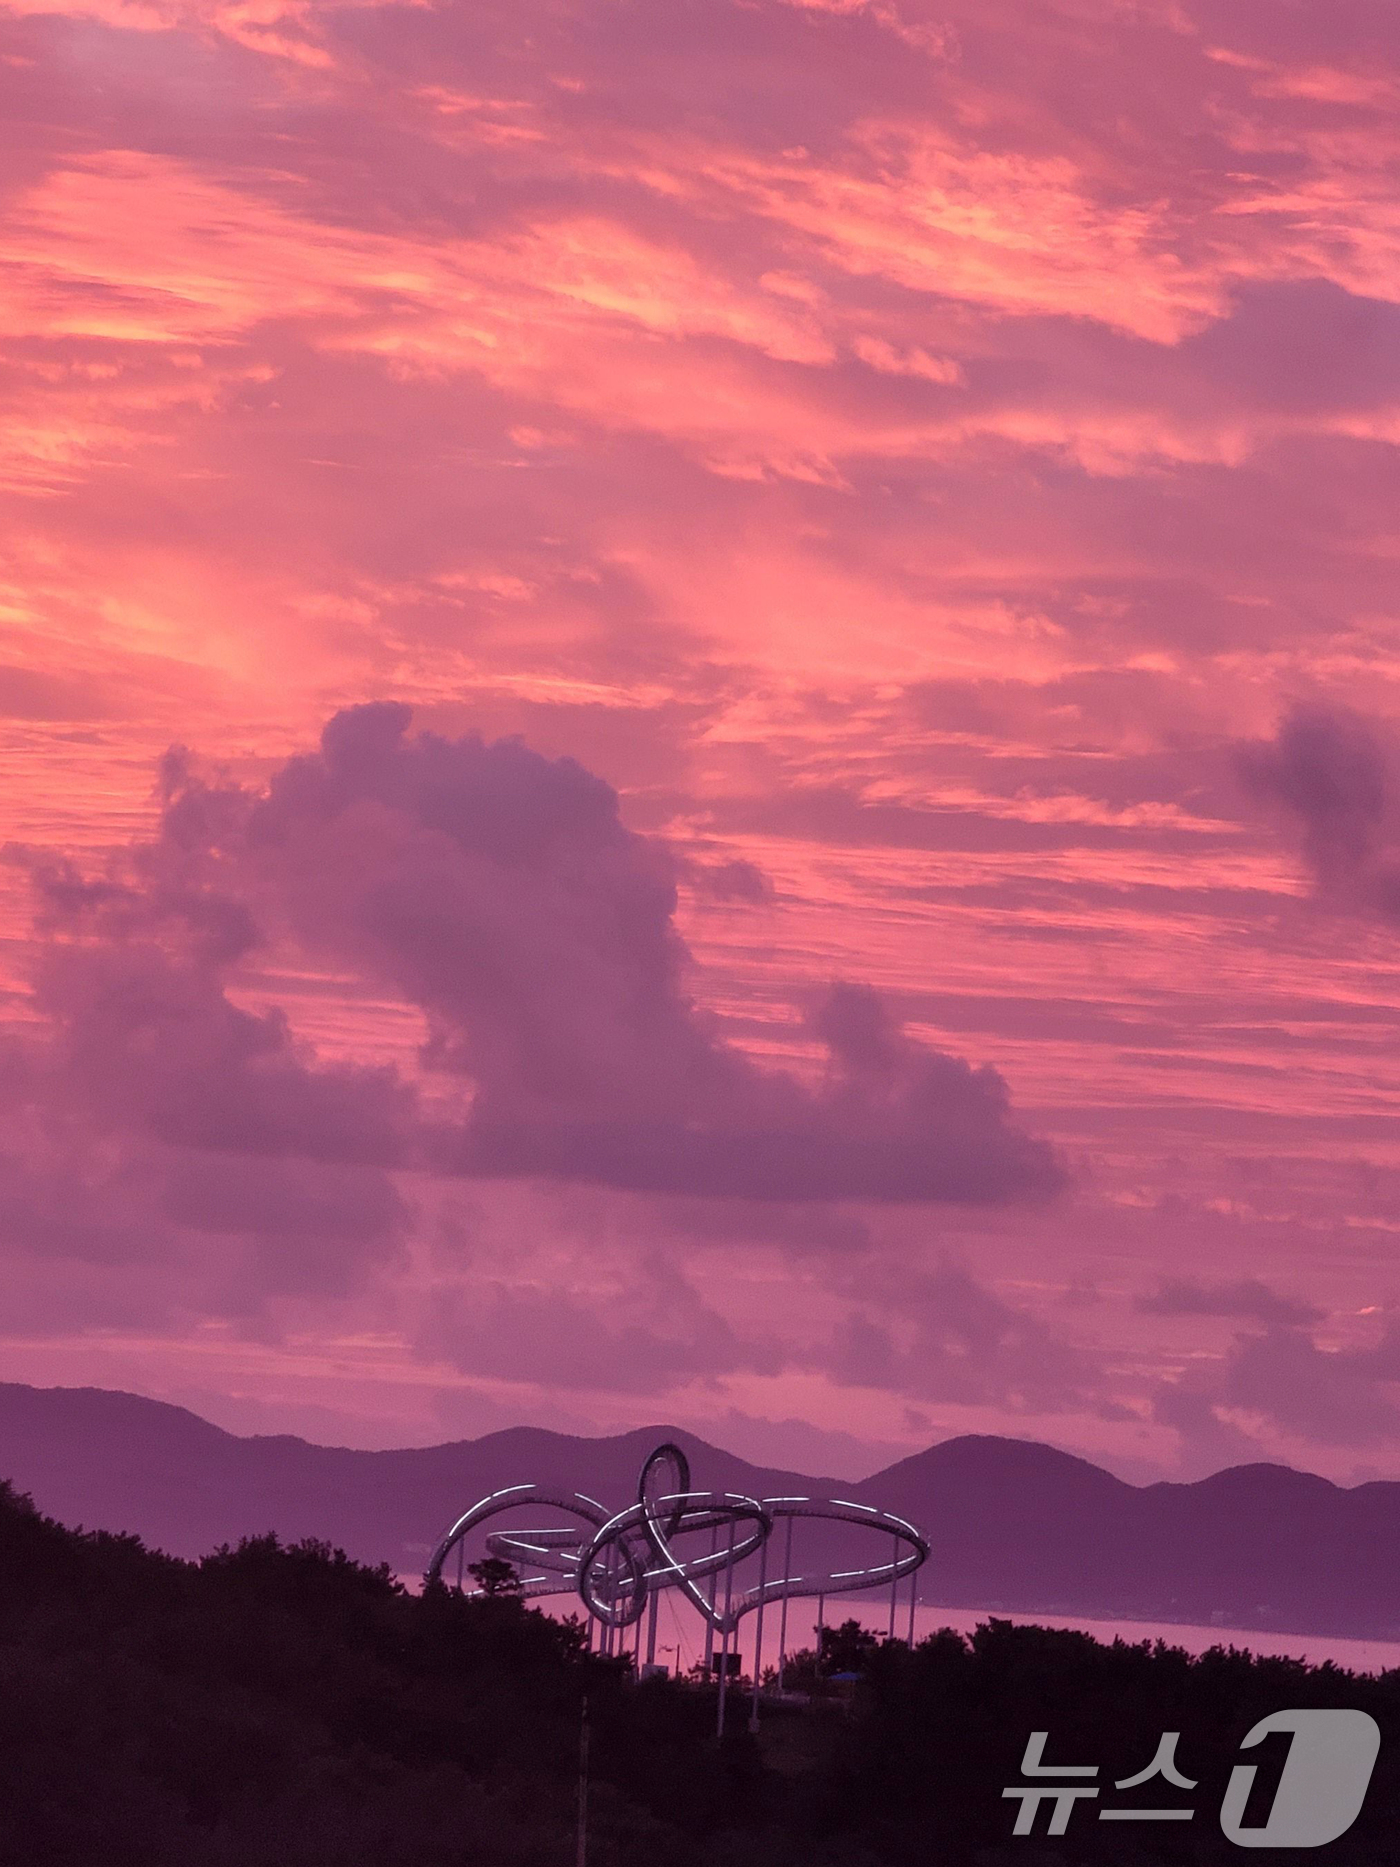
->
[1,1478,1396,1864]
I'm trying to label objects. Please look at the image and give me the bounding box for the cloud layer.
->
[3,0,1400,1477]
[16,705,1061,1213]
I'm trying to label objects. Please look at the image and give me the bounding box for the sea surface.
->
[593,1595,1400,1681]
[404,1568,1400,1679]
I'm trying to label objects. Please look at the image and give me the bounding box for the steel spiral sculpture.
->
[426,1440,929,1734]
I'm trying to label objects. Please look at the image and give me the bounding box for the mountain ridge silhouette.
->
[1,1381,1395,1640]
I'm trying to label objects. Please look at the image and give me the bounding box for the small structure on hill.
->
[427,1440,929,1734]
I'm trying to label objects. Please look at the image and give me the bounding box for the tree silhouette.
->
[820,1617,881,1676]
[1,1480,1398,1865]
[466,1554,524,1596]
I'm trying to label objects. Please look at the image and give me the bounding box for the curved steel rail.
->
[580,1490,773,1629]
[425,1484,608,1597]
[425,1449,930,1637]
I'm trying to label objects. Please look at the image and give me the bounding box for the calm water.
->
[587,1595,1400,1681]
[404,1568,1400,1679]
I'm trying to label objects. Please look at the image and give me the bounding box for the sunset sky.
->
[3,0,1400,1483]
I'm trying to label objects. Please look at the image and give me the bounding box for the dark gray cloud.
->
[0,705,1063,1339]
[823,1260,1093,1411]
[160,702,1064,1205]
[0,839,416,1323]
[417,1256,780,1396]
[1137,1277,1324,1327]
[1239,704,1400,918]
[1156,1315,1400,1465]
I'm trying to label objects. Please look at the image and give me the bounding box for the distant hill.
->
[1,1382,1398,1640]
[0,1383,838,1571]
[864,1434,1400,1638]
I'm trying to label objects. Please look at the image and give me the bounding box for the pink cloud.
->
[128,704,1063,1204]
[2,0,1400,1476]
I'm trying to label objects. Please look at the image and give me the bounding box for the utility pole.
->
[776,1513,793,1691]
[716,1518,737,1740]
[703,1520,718,1676]
[575,1697,590,1867]
[748,1523,768,1733]
[645,1579,660,1670]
